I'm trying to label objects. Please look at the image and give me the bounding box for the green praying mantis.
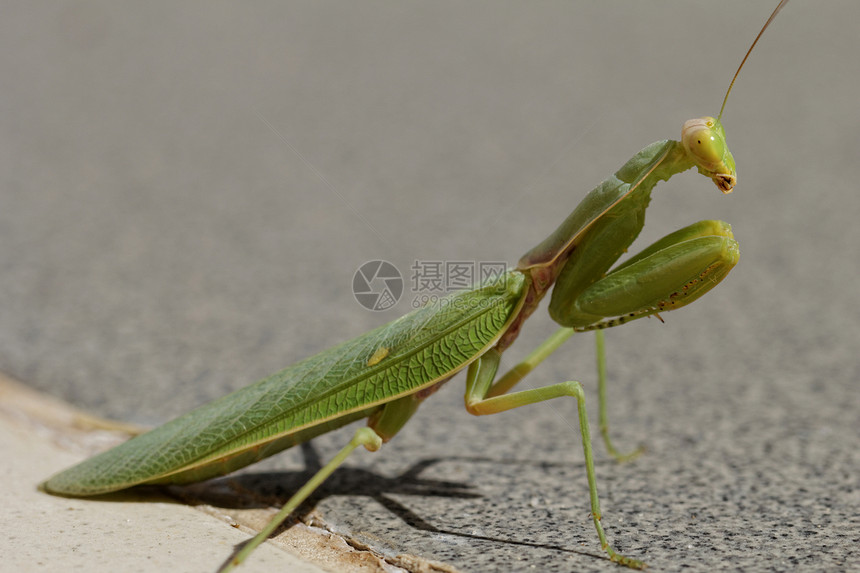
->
[41,1,790,570]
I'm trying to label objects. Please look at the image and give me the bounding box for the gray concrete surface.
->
[2,1,858,572]
[1,374,330,573]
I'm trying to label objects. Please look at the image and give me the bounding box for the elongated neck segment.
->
[518,139,694,293]
[496,139,694,352]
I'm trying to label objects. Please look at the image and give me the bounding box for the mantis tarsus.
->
[42,2,790,570]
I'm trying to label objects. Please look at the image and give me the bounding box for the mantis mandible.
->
[42,2,790,569]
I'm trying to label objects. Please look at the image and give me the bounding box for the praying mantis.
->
[41,1,791,570]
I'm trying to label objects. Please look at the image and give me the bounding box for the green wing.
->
[43,272,526,496]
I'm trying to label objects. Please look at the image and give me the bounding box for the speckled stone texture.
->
[2,2,858,571]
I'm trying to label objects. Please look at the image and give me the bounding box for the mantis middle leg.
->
[464,346,644,569]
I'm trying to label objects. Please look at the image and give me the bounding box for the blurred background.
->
[2,2,858,571]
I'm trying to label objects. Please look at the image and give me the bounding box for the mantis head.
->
[682,116,736,193]
[684,0,790,195]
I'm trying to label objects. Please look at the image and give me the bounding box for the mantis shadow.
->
[170,442,618,565]
[170,442,484,531]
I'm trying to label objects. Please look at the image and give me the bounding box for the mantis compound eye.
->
[682,116,737,193]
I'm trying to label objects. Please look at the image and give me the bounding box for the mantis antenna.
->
[718,0,790,121]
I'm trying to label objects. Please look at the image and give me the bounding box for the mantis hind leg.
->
[221,427,384,572]
[221,392,424,572]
